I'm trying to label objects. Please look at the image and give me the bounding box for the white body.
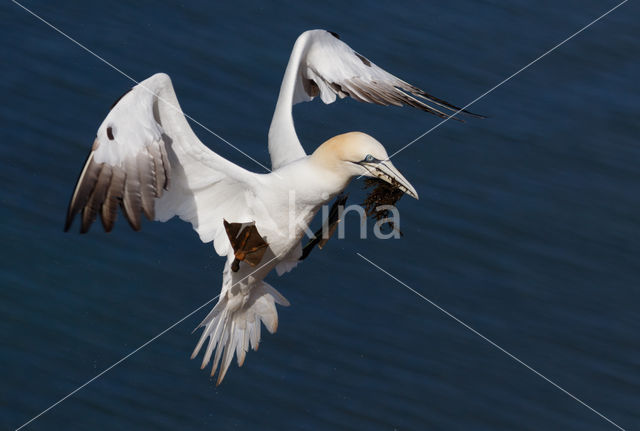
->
[66,29,466,383]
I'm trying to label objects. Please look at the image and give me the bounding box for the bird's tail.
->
[191,281,289,384]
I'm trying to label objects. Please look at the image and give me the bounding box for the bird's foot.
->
[223,220,269,272]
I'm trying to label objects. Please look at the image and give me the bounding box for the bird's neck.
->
[261,157,352,248]
[273,156,351,208]
[307,155,352,200]
[267,33,310,169]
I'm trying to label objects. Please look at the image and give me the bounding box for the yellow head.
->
[311,132,418,199]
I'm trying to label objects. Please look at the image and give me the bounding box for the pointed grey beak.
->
[360,160,419,199]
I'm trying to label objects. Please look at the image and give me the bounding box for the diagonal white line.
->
[11,0,630,429]
[386,0,628,162]
[10,0,273,173]
[356,252,627,431]
[14,252,283,431]
[13,295,219,431]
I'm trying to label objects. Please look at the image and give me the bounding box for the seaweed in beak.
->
[362,177,405,235]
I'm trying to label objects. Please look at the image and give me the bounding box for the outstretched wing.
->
[65,73,258,256]
[300,30,480,117]
[268,29,483,169]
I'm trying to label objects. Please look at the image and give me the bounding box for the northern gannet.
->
[64,29,476,384]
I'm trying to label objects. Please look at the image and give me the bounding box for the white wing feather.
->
[65,73,257,256]
[65,32,478,384]
[267,29,481,170]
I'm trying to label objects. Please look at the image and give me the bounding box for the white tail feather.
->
[191,281,289,385]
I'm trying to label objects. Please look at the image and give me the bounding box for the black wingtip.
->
[64,201,82,233]
[460,110,487,119]
[411,87,486,120]
[437,103,485,120]
[63,215,73,233]
[447,114,466,123]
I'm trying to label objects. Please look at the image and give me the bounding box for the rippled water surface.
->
[2,1,639,429]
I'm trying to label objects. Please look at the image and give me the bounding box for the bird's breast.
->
[252,161,348,256]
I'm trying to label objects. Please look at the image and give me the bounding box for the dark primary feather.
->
[101,166,125,232]
[81,164,111,233]
[122,157,143,231]
[65,151,99,232]
[337,77,482,122]
[137,151,156,221]
[304,31,486,122]
[64,140,171,233]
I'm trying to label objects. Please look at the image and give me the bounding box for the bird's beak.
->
[360,160,419,199]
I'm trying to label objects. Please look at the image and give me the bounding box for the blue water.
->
[2,0,639,429]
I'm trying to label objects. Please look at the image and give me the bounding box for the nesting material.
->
[362,178,404,234]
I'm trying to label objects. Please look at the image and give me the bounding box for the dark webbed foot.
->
[300,193,348,261]
[223,220,269,272]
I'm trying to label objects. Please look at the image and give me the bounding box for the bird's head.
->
[312,132,419,199]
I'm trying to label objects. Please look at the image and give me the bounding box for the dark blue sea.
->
[2,1,638,429]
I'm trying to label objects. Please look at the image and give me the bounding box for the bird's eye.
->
[365,154,375,162]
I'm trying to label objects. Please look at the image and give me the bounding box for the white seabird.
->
[65,29,477,384]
